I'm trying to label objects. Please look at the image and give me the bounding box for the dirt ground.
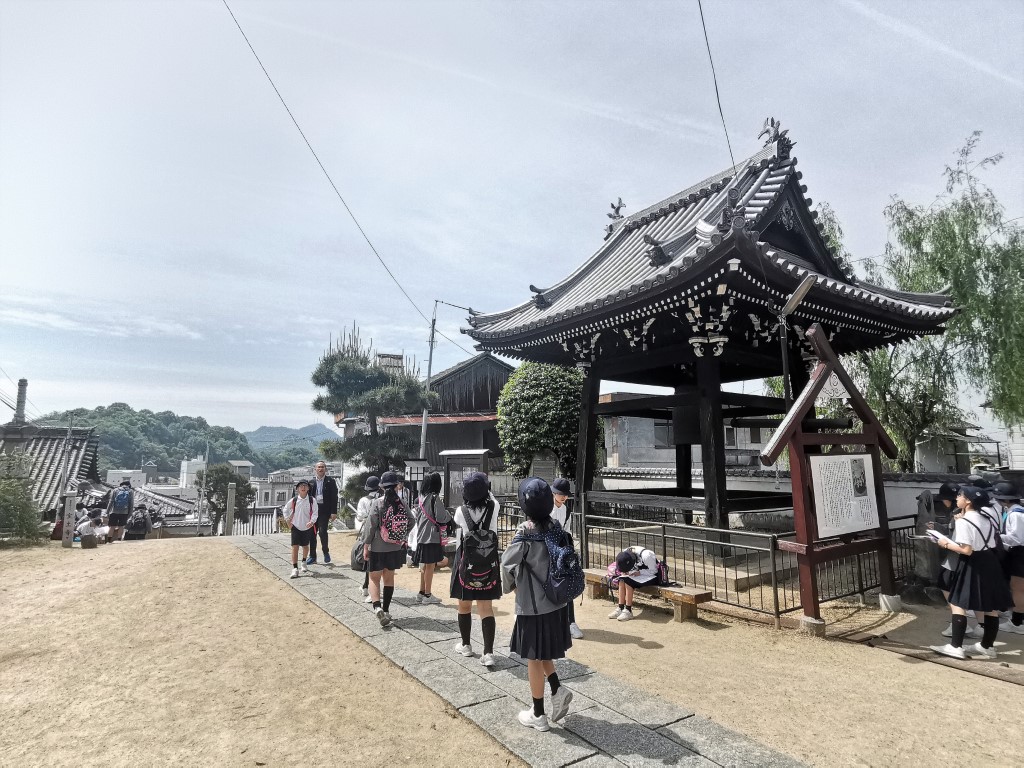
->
[4,534,1022,768]
[0,538,522,768]
[384,532,1024,768]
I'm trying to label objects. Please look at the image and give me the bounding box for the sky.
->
[1,0,1022,439]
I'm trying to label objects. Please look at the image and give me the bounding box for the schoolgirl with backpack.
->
[500,477,582,732]
[607,546,666,622]
[929,486,1013,660]
[363,471,413,628]
[449,471,502,667]
[412,472,451,604]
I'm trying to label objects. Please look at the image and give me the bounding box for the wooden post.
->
[225,482,236,536]
[61,495,76,548]
[696,356,727,531]
[673,387,698,525]
[788,434,822,626]
[575,367,600,567]
[870,433,899,603]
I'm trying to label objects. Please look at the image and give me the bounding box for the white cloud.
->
[838,0,1024,91]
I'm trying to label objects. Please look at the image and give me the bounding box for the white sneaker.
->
[929,643,966,660]
[550,687,573,722]
[361,587,369,597]
[375,608,391,628]
[364,595,373,603]
[999,620,1024,635]
[480,653,495,668]
[517,710,550,732]
[940,622,953,637]
[967,624,984,638]
[421,594,441,605]
[617,608,634,622]
[965,642,997,659]
[299,564,309,575]
[290,567,299,579]
[607,607,623,620]
[569,622,584,640]
[454,643,474,657]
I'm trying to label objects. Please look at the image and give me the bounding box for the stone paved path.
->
[233,535,804,768]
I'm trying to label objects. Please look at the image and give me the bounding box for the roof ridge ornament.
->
[607,197,626,220]
[529,284,550,309]
[758,117,795,160]
[643,234,671,267]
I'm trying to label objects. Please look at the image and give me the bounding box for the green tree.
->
[196,464,256,532]
[0,451,43,543]
[806,134,1022,471]
[497,362,597,480]
[311,327,433,499]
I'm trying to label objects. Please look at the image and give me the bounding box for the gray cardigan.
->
[412,493,451,545]
[500,521,566,616]
[365,495,413,553]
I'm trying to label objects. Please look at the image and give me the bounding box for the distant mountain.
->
[244,424,337,453]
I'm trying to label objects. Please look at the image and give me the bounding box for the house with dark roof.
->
[0,380,101,518]
[336,352,515,467]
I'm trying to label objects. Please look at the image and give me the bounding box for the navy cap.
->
[364,475,380,492]
[992,481,1019,501]
[967,474,993,489]
[380,471,400,488]
[959,485,991,509]
[462,471,489,503]
[551,478,573,497]
[295,479,309,489]
[518,477,553,518]
[936,481,960,502]
[616,550,637,573]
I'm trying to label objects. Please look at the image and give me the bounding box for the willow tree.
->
[857,133,1023,470]
[311,327,433,498]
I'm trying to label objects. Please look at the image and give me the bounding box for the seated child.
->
[608,546,660,621]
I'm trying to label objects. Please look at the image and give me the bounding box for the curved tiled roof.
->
[465,137,952,348]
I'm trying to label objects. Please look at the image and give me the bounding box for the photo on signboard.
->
[850,458,868,497]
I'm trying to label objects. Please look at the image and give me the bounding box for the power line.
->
[221,0,474,361]
[696,0,735,169]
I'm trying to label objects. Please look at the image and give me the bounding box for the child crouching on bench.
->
[608,546,659,621]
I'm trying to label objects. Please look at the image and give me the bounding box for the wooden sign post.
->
[760,324,902,635]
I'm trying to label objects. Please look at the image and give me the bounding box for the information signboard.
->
[808,453,879,538]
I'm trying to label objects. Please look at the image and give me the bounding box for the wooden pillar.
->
[673,386,698,525]
[575,367,600,567]
[789,435,821,622]
[697,356,727,531]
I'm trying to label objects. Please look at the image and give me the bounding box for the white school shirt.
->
[551,501,568,528]
[624,546,660,585]
[1002,505,1024,548]
[284,495,318,530]
[453,494,501,548]
[953,510,997,551]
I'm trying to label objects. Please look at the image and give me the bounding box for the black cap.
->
[937,482,960,502]
[518,477,553,518]
[134,504,148,511]
[364,475,380,492]
[551,478,573,497]
[616,550,637,573]
[462,471,489,503]
[380,471,400,488]
[959,485,991,509]
[295,479,309,489]
[120,479,132,486]
[992,481,1019,501]
[966,474,992,489]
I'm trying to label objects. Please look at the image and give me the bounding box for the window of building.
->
[725,426,736,447]
[654,420,674,449]
[748,426,762,444]
[275,491,286,504]
[263,491,270,504]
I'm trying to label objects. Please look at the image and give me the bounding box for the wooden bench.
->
[583,568,712,622]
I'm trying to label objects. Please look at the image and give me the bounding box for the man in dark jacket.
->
[306,461,339,564]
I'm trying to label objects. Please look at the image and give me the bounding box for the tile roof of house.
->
[379,413,498,426]
[0,426,100,513]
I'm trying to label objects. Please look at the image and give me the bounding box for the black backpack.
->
[127,510,148,533]
[457,500,499,592]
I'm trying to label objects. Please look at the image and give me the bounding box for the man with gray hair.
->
[306,460,339,565]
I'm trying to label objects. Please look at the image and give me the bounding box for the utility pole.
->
[419,301,438,460]
[59,414,76,548]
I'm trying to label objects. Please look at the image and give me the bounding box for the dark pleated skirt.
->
[368,548,405,572]
[510,606,572,660]
[1004,546,1024,579]
[948,549,1013,612]
[413,542,445,566]
[449,550,502,601]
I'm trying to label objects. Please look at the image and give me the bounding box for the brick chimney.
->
[13,379,27,425]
